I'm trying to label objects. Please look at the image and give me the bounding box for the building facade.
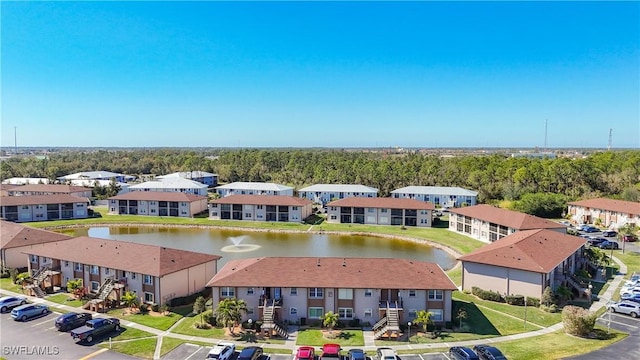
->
[108,192,208,217]
[157,171,218,187]
[1,221,72,269]
[297,184,378,206]
[58,171,135,183]
[128,178,208,196]
[567,198,640,229]
[6,184,93,198]
[215,182,294,197]
[391,186,478,208]
[209,195,313,222]
[326,198,434,227]
[0,195,90,222]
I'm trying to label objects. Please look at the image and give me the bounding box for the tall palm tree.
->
[413,310,433,334]
[215,298,248,333]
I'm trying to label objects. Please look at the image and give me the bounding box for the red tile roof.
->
[1,221,72,249]
[211,195,312,207]
[207,257,457,290]
[450,204,566,230]
[109,191,207,202]
[328,197,435,210]
[0,194,89,206]
[568,198,640,216]
[23,236,220,277]
[9,184,91,194]
[458,229,585,273]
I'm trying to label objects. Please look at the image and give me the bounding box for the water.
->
[68,227,457,270]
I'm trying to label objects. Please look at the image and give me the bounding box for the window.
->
[428,309,443,322]
[290,307,298,316]
[105,268,111,275]
[257,205,263,210]
[367,208,375,213]
[90,265,99,275]
[428,290,443,300]
[246,307,254,315]
[338,288,353,300]
[245,213,252,217]
[330,215,337,220]
[408,309,417,318]
[64,261,69,267]
[338,308,354,319]
[308,307,324,319]
[144,292,154,303]
[290,288,298,296]
[309,288,323,298]
[143,274,153,285]
[363,308,373,317]
[74,263,82,271]
[247,288,254,295]
[292,206,298,210]
[30,255,38,263]
[364,289,373,297]
[221,287,235,297]
[408,289,416,297]
[91,281,100,292]
[381,208,388,213]
[131,272,137,280]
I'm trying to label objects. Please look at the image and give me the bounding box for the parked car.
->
[376,348,396,360]
[321,344,342,360]
[575,224,588,231]
[449,346,480,360]
[622,235,638,242]
[294,346,316,360]
[602,230,617,237]
[55,312,92,331]
[207,342,236,360]
[587,237,606,246]
[608,301,640,318]
[583,226,599,233]
[0,296,27,313]
[620,288,640,297]
[598,241,619,250]
[348,349,366,360]
[237,346,263,360]
[620,293,640,303]
[71,318,120,343]
[473,345,507,360]
[11,303,49,321]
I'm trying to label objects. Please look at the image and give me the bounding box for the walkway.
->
[0,259,629,358]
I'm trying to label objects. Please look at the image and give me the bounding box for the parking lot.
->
[0,304,138,360]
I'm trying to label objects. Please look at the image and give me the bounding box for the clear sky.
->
[1,1,639,148]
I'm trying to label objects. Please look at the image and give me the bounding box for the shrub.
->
[505,295,525,306]
[202,310,214,325]
[15,272,31,284]
[562,305,597,336]
[9,268,19,283]
[168,290,208,307]
[160,303,170,315]
[194,322,211,329]
[139,304,150,314]
[471,287,503,302]
[526,297,540,308]
[151,303,159,312]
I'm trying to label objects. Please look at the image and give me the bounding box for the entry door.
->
[274,287,282,299]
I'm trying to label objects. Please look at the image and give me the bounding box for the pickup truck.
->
[71,318,121,343]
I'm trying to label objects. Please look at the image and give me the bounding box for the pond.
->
[68,227,457,270]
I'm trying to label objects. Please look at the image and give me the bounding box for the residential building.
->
[0,195,90,222]
[206,257,457,338]
[129,177,208,196]
[449,204,566,243]
[567,198,640,229]
[0,184,20,196]
[157,171,218,187]
[2,177,51,185]
[108,192,208,217]
[215,182,294,197]
[6,184,93,198]
[1,221,72,269]
[58,171,135,183]
[459,229,586,298]
[24,236,220,306]
[209,195,313,222]
[326,198,434,227]
[297,184,378,206]
[391,186,478,208]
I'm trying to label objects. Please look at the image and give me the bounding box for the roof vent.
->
[342,259,346,267]
[317,259,321,267]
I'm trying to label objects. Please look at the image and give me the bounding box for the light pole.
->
[248,318,253,331]
[407,322,411,343]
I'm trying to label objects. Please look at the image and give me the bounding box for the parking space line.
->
[78,348,109,360]
[598,318,639,329]
[31,319,53,327]
[183,346,204,360]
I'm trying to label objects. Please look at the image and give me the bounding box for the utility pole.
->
[608,128,612,151]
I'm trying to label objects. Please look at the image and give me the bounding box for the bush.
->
[540,304,559,313]
[139,304,150,314]
[471,287,503,302]
[505,295,525,306]
[562,305,597,337]
[9,268,18,283]
[160,303,170,314]
[202,310,214,325]
[526,297,540,308]
[15,272,31,284]
[151,303,159,312]
[168,290,208,307]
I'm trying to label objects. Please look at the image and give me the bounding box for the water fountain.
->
[220,235,261,253]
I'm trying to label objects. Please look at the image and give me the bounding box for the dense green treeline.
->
[1,149,639,204]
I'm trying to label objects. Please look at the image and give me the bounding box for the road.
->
[0,308,138,360]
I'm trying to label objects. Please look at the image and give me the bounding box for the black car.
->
[602,230,617,237]
[587,237,606,246]
[598,241,619,250]
[348,349,366,360]
[473,345,507,360]
[449,346,480,360]
[237,346,263,360]
[55,312,92,331]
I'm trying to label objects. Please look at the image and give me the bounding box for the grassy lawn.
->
[0,278,25,294]
[615,251,640,278]
[105,308,185,331]
[114,327,156,341]
[446,266,462,287]
[46,293,85,307]
[99,338,157,359]
[453,292,562,327]
[296,329,364,346]
[170,316,286,344]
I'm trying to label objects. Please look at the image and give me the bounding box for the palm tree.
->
[456,308,468,330]
[215,298,248,333]
[321,311,339,334]
[413,310,433,334]
[193,296,207,325]
[122,291,139,310]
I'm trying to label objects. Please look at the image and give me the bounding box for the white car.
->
[620,288,640,297]
[207,342,235,360]
[0,296,27,313]
[608,301,640,318]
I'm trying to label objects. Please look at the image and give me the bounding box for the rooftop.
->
[157,171,217,179]
[109,191,206,202]
[58,171,134,181]
[327,197,435,210]
[8,184,91,194]
[298,184,379,193]
[211,194,312,207]
[568,197,640,216]
[0,194,90,206]
[130,177,208,190]
[450,204,566,230]
[391,186,478,196]
[215,182,294,192]
[1,221,72,250]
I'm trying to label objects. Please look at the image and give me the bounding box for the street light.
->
[407,322,411,343]
[248,318,253,331]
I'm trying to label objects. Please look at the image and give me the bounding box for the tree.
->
[193,296,207,325]
[413,310,433,334]
[541,286,554,307]
[106,177,121,198]
[66,278,84,299]
[215,298,248,333]
[321,311,339,333]
[562,305,597,337]
[555,285,572,304]
[122,291,139,310]
[511,192,567,218]
[456,308,467,330]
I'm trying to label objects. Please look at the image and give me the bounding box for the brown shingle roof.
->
[450,204,566,230]
[207,257,457,290]
[458,229,585,273]
[328,197,435,210]
[0,221,72,249]
[211,195,312,207]
[23,236,220,277]
[0,194,90,206]
[9,184,91,194]
[568,198,640,216]
[108,191,206,202]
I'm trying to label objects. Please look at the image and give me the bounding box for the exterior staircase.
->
[260,301,288,338]
[96,278,116,300]
[28,266,50,298]
[373,302,401,339]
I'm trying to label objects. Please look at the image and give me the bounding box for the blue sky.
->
[2,1,639,148]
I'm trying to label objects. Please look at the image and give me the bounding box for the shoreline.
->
[43,222,463,269]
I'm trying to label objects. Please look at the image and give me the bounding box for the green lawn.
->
[99,338,157,359]
[0,278,25,294]
[46,293,85,307]
[170,315,227,337]
[446,266,462,286]
[295,329,364,346]
[113,327,156,341]
[105,308,185,331]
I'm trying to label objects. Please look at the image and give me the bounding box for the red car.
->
[295,347,316,360]
[623,235,638,242]
[320,344,342,360]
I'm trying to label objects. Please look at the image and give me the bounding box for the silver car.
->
[608,301,640,318]
[0,296,27,313]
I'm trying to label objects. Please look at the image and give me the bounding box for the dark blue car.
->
[598,241,619,250]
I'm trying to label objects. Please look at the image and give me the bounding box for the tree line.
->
[1,149,638,209]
